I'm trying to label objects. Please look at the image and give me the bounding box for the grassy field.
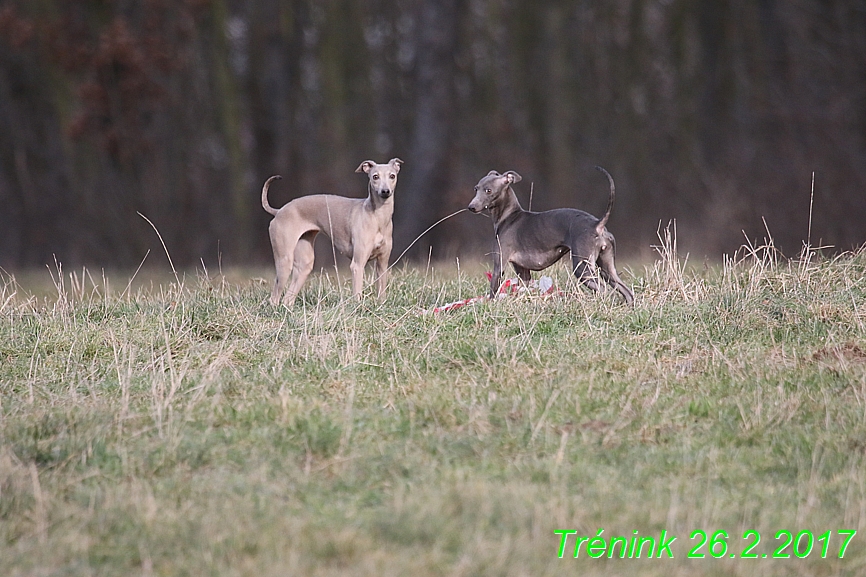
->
[1,238,865,576]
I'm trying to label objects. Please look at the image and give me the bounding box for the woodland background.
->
[0,0,864,269]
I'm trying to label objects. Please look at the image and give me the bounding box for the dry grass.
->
[1,233,866,576]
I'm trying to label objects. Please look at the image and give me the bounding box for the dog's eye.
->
[389,174,395,180]
[485,188,491,194]
[373,174,379,180]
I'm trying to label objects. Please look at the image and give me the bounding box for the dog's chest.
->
[365,230,387,258]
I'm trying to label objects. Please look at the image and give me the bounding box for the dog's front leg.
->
[489,256,503,298]
[350,255,366,300]
[375,252,389,299]
[513,265,532,283]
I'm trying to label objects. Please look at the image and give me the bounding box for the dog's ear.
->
[503,170,522,184]
[355,160,376,174]
[389,158,403,173]
[487,170,500,177]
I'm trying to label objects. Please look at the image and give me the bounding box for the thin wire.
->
[373,208,469,286]
[800,172,817,272]
[137,212,179,285]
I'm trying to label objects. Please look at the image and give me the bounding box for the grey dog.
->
[468,166,634,304]
[262,158,403,306]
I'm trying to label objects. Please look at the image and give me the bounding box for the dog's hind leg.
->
[270,226,296,306]
[283,231,317,306]
[571,253,603,295]
[596,244,634,305]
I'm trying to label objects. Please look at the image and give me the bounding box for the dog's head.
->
[356,158,403,199]
[468,170,522,213]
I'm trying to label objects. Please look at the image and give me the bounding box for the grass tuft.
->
[1,244,866,575]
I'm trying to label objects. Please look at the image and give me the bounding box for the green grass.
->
[2,240,866,576]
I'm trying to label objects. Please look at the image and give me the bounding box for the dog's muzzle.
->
[379,190,392,199]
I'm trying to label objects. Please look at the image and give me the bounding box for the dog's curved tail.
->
[594,166,615,234]
[262,175,282,216]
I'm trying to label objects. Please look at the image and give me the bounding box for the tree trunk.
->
[392,0,459,258]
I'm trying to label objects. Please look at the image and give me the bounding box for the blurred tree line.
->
[0,0,864,269]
